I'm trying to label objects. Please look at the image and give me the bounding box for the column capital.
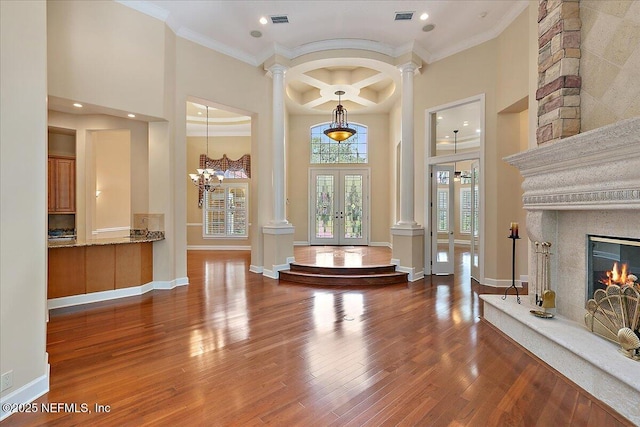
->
[397,62,420,74]
[264,54,290,76]
[395,52,423,74]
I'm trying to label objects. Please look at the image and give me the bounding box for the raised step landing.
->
[279,263,408,286]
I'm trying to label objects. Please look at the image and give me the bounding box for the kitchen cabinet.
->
[48,156,75,213]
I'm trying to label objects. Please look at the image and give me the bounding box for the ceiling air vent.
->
[394,11,414,21]
[270,15,289,24]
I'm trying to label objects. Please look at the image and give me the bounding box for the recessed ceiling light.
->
[463,121,469,126]
[197,111,202,115]
[476,129,481,133]
[250,30,262,38]
[437,116,443,120]
[73,103,83,108]
[420,13,429,21]
[127,113,136,118]
[259,16,268,25]
[445,135,450,139]
[422,24,435,32]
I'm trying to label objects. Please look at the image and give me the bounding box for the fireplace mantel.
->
[505,117,640,211]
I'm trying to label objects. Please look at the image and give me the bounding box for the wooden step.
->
[279,263,408,286]
[289,262,397,275]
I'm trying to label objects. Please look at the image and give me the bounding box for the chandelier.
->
[189,105,224,191]
[324,90,356,142]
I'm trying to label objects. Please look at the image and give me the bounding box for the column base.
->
[262,224,295,279]
[391,226,424,281]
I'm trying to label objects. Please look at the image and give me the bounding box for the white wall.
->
[0,0,49,417]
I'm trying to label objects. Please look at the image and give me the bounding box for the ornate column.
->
[391,59,424,281]
[398,61,419,226]
[262,61,294,278]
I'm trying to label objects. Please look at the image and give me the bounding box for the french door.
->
[431,165,455,274]
[470,161,481,281]
[310,169,369,245]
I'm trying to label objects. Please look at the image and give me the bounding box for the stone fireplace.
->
[481,117,640,425]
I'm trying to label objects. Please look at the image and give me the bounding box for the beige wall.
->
[47,111,149,241]
[413,6,531,283]
[287,114,391,245]
[175,38,272,268]
[186,135,251,247]
[0,0,48,408]
[47,0,167,119]
[580,0,640,131]
[95,130,131,237]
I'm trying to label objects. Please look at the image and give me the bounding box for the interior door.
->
[470,161,480,281]
[310,169,368,245]
[431,165,455,274]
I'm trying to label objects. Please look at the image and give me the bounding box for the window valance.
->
[197,154,251,207]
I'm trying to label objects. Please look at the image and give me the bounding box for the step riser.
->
[279,272,407,286]
[289,263,396,276]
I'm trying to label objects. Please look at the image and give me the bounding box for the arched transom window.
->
[310,123,368,164]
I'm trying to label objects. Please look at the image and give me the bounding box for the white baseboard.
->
[187,245,251,251]
[482,277,525,288]
[394,264,424,282]
[249,265,263,274]
[370,241,391,247]
[294,241,309,246]
[0,367,50,421]
[47,277,189,310]
[263,257,293,279]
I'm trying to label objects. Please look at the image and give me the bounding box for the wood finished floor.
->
[4,246,632,426]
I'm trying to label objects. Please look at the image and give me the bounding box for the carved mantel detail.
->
[505,117,640,211]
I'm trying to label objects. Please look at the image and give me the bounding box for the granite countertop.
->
[48,232,164,248]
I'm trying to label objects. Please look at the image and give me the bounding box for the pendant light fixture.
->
[189,105,224,191]
[324,90,356,142]
[453,129,470,181]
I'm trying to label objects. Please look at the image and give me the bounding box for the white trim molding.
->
[47,278,189,310]
[0,368,50,421]
[187,245,251,251]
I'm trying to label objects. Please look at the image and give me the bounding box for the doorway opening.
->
[426,95,484,282]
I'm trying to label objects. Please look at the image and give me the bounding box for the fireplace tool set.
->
[531,241,556,318]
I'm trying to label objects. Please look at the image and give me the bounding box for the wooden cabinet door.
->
[48,157,75,213]
[48,157,56,212]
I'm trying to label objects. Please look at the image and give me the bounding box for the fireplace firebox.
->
[587,235,640,301]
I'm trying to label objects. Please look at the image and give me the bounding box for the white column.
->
[398,62,419,227]
[268,64,288,225]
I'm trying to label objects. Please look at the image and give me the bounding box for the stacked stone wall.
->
[536,0,581,144]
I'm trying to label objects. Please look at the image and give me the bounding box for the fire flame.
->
[600,262,633,286]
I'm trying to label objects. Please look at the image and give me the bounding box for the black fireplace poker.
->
[503,224,521,304]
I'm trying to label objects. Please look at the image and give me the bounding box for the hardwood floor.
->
[4,246,632,426]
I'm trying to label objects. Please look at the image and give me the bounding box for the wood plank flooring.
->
[4,246,633,426]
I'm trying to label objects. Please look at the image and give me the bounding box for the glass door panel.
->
[432,165,454,274]
[470,161,480,281]
[310,170,368,245]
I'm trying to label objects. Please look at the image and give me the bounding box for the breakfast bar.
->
[48,233,164,305]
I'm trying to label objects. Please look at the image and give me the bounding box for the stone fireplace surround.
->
[481,117,640,424]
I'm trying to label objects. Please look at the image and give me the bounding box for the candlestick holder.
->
[502,234,521,304]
